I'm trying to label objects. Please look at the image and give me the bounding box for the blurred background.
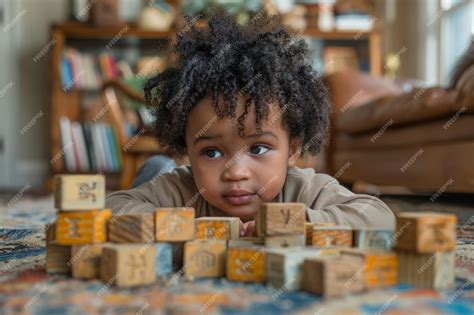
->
[0,0,473,196]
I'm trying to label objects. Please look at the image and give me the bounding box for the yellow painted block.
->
[155,208,195,241]
[226,246,266,283]
[195,217,240,240]
[56,209,111,245]
[309,226,353,248]
[305,222,335,245]
[342,249,398,288]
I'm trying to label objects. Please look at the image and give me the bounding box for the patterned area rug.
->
[0,196,473,314]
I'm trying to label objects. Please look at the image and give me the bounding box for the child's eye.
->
[250,145,269,155]
[202,148,223,159]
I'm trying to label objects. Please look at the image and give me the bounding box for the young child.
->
[106,12,395,237]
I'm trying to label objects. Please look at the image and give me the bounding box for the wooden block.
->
[256,203,306,236]
[108,213,154,243]
[56,209,111,245]
[353,229,394,250]
[394,212,457,253]
[155,243,173,277]
[155,208,195,241]
[305,222,335,245]
[46,242,71,274]
[228,237,264,247]
[266,248,317,291]
[308,226,353,248]
[302,256,365,297]
[341,249,398,289]
[397,251,455,290]
[45,222,56,244]
[195,217,240,240]
[54,175,105,210]
[100,244,156,287]
[183,240,226,279]
[226,246,266,283]
[264,234,305,248]
[70,244,103,279]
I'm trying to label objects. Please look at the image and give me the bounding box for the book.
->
[59,117,77,171]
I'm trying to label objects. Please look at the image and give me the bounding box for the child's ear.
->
[288,138,302,168]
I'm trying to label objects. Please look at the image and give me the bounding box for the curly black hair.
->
[144,11,330,158]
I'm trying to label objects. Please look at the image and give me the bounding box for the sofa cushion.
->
[323,71,403,113]
[335,86,468,134]
[336,114,474,150]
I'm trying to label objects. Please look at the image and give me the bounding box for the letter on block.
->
[56,209,111,245]
[308,226,353,248]
[394,212,457,253]
[256,203,306,236]
[54,175,105,210]
[46,242,71,274]
[183,240,226,279]
[100,244,156,288]
[341,249,398,289]
[71,244,103,279]
[353,229,394,250]
[264,234,306,248]
[397,251,455,290]
[305,222,335,245]
[302,256,365,297]
[195,217,240,240]
[155,208,195,241]
[109,213,154,243]
[227,246,266,283]
[266,248,316,291]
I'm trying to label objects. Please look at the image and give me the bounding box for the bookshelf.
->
[48,20,382,190]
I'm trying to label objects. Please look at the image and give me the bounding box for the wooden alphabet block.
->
[353,229,394,250]
[308,226,353,248]
[341,249,398,289]
[108,213,154,243]
[195,217,240,240]
[70,244,103,279]
[226,246,266,283]
[264,234,305,248]
[54,175,105,210]
[56,209,111,245]
[256,203,306,236]
[183,240,226,279]
[394,212,457,253]
[301,256,365,297]
[155,243,173,277]
[266,248,317,291]
[397,251,455,290]
[100,244,156,287]
[228,237,264,247]
[46,242,71,274]
[305,222,335,245]
[45,222,56,244]
[155,208,195,241]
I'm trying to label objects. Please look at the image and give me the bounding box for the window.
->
[439,0,474,84]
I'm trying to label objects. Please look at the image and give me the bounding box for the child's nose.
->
[221,160,251,182]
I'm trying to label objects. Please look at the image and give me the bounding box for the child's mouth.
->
[222,189,257,205]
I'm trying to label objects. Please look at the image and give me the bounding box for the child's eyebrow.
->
[193,131,278,146]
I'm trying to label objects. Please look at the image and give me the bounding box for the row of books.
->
[61,47,133,91]
[59,117,122,172]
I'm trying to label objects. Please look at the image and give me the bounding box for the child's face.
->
[185,95,301,221]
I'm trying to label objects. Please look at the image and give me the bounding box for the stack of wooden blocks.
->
[394,212,457,290]
[46,175,458,297]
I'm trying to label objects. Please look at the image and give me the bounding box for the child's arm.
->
[304,174,395,229]
[105,166,198,214]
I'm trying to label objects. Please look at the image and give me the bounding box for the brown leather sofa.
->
[324,42,474,193]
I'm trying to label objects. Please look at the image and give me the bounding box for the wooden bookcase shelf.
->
[48,20,382,190]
